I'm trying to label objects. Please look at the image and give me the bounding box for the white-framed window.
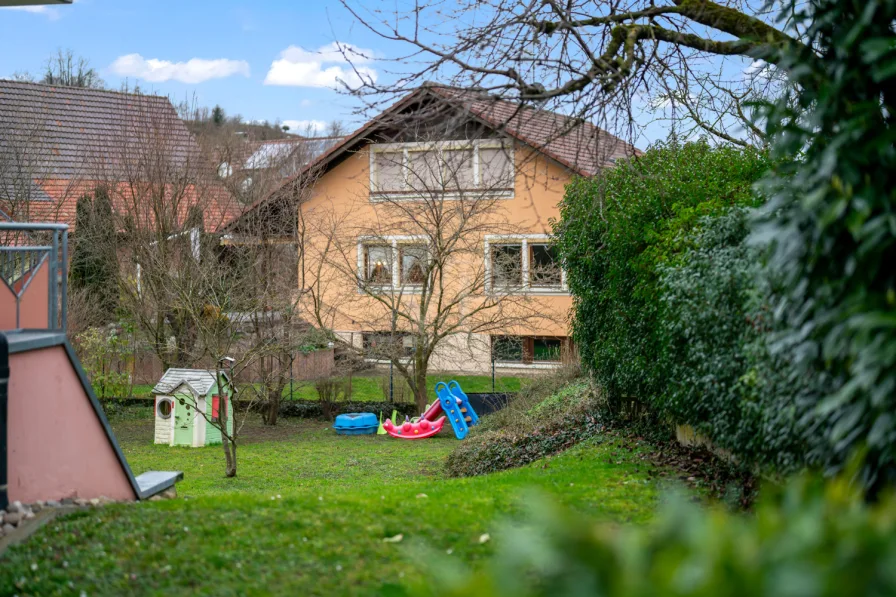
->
[369,140,514,200]
[485,235,567,294]
[358,236,429,292]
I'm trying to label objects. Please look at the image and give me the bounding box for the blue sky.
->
[0,1,759,146]
[0,0,386,133]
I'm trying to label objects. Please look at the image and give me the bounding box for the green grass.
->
[128,374,522,402]
[0,412,671,596]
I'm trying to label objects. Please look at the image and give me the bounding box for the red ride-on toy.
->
[382,381,479,440]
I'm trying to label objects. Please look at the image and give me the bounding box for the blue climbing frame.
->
[434,381,479,439]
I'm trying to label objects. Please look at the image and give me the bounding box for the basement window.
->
[491,336,572,364]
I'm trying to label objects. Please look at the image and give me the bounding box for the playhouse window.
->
[212,395,225,423]
[157,399,172,419]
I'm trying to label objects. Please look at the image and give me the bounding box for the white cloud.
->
[282,119,328,134]
[109,54,250,84]
[264,42,377,89]
[1,5,61,19]
[744,60,771,81]
[648,93,698,110]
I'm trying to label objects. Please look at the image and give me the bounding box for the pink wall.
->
[0,265,49,331]
[7,346,137,503]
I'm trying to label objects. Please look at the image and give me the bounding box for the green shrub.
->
[445,381,605,478]
[554,141,770,413]
[755,1,896,492]
[473,365,583,434]
[656,209,810,472]
[421,474,896,597]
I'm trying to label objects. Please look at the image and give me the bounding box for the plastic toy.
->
[152,368,234,447]
[333,412,378,435]
[383,381,479,440]
[377,412,386,435]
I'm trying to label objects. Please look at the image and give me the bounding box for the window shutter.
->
[212,395,220,419]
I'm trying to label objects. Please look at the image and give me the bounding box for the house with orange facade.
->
[228,85,639,375]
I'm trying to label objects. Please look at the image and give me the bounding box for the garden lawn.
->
[129,374,522,402]
[0,411,669,597]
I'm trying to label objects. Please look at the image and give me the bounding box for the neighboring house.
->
[226,85,640,374]
[218,136,344,196]
[0,79,238,233]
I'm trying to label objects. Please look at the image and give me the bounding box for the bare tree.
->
[217,130,331,426]
[0,107,80,225]
[341,1,807,146]
[41,49,105,89]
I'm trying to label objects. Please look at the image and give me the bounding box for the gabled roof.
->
[0,79,198,179]
[225,85,640,230]
[428,86,638,176]
[152,368,229,397]
[0,80,240,232]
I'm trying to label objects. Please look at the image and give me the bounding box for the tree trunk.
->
[222,433,237,477]
[264,382,284,426]
[414,366,429,413]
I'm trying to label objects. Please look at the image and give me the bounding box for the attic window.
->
[370,140,513,198]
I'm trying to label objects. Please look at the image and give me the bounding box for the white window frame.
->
[369,139,514,202]
[484,234,568,295]
[357,235,429,293]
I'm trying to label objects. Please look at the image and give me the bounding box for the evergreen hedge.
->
[554,141,770,418]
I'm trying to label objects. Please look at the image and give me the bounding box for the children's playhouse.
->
[152,368,234,447]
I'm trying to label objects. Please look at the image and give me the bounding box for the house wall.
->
[203,383,233,445]
[6,346,137,503]
[299,141,575,373]
[154,395,173,445]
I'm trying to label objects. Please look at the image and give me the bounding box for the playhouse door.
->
[174,399,194,446]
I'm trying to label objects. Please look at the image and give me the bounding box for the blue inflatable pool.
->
[333,412,378,435]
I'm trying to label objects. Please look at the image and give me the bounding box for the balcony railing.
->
[0,222,69,331]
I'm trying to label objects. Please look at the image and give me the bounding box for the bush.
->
[74,325,134,400]
[755,1,896,492]
[421,474,896,597]
[474,364,583,434]
[314,378,342,420]
[554,141,770,413]
[446,381,605,478]
[252,399,418,421]
[656,209,809,472]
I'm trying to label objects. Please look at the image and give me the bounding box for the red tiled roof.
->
[225,85,640,230]
[429,86,639,176]
[1,179,241,234]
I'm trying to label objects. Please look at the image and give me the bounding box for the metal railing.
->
[0,222,68,331]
